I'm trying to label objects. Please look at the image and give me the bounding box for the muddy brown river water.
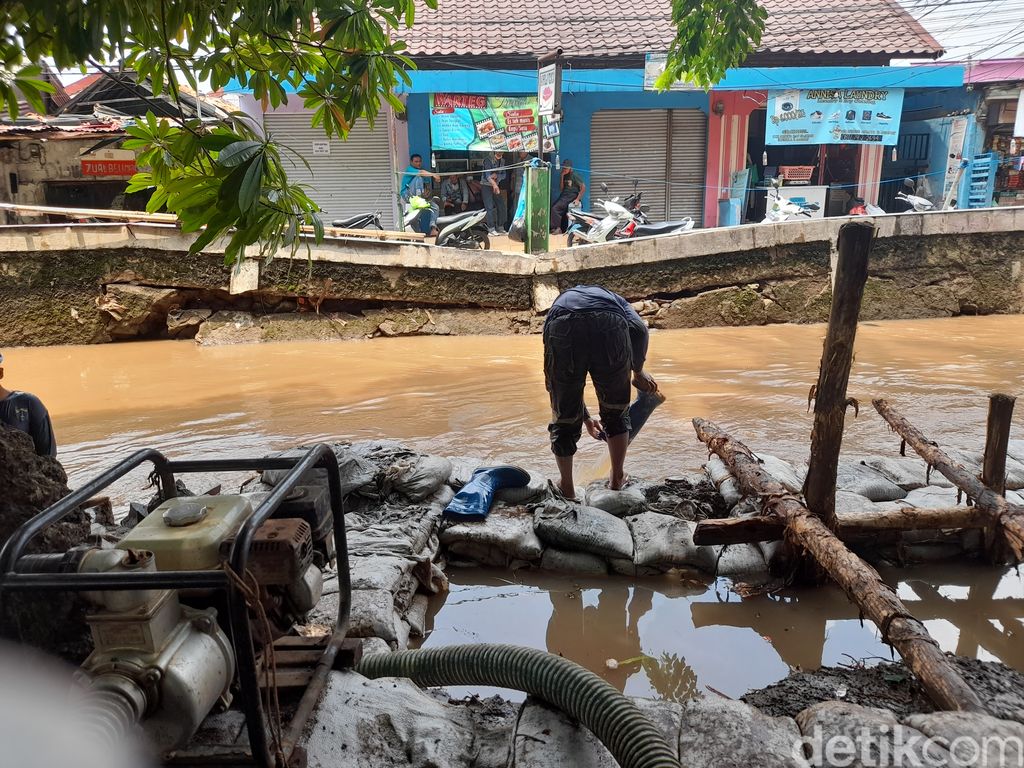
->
[7,315,1024,700]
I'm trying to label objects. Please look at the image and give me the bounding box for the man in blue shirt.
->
[0,352,56,457]
[400,154,440,235]
[543,286,658,498]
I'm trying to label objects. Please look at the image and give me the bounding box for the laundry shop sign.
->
[766,88,905,145]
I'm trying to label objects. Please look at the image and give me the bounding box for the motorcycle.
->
[402,195,440,234]
[761,178,820,223]
[848,197,885,216]
[894,190,936,213]
[330,211,384,230]
[435,208,490,249]
[566,182,695,245]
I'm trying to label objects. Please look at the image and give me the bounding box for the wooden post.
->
[873,398,1024,561]
[693,416,987,713]
[804,220,874,529]
[692,505,994,545]
[981,394,1016,561]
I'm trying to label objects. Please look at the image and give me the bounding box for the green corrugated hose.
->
[356,643,681,768]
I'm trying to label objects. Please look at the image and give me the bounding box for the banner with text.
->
[429,93,557,153]
[766,88,904,146]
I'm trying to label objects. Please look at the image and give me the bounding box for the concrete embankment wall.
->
[1,207,1023,346]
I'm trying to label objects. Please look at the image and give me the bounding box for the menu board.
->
[429,93,557,152]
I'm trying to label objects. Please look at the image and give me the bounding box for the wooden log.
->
[693,416,986,713]
[873,398,1024,561]
[693,505,991,545]
[804,220,874,529]
[0,201,177,222]
[981,394,1017,561]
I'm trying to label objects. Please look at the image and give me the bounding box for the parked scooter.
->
[435,208,490,249]
[403,195,440,234]
[331,211,384,230]
[761,178,820,223]
[894,190,936,213]
[621,216,695,238]
[565,186,635,246]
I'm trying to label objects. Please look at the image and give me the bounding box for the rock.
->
[678,694,809,767]
[585,482,647,517]
[194,310,263,345]
[540,548,608,575]
[440,506,544,564]
[165,307,212,338]
[303,672,479,767]
[835,461,907,501]
[795,701,950,767]
[534,502,634,560]
[652,286,786,329]
[513,696,681,768]
[99,284,183,339]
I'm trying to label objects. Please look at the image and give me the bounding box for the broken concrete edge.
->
[4,205,1024,278]
[298,670,1024,768]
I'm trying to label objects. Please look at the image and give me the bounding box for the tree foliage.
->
[656,0,768,90]
[1,0,759,261]
[0,0,433,263]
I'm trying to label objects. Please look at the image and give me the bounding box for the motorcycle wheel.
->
[566,231,577,247]
[478,233,490,250]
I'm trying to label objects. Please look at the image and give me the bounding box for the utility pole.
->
[526,49,562,255]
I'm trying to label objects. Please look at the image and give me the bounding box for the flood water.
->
[7,314,1024,698]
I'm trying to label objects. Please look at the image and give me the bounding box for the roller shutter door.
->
[589,108,707,224]
[667,109,707,222]
[263,111,397,228]
[590,110,669,220]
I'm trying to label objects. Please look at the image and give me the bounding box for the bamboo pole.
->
[981,394,1016,561]
[872,398,1024,561]
[693,416,986,713]
[804,220,874,529]
[693,505,991,545]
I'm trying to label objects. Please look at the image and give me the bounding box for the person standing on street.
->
[550,159,585,234]
[542,286,657,499]
[481,150,507,236]
[400,153,441,235]
[0,352,56,457]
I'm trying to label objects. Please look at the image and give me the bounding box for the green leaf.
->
[216,140,263,168]
[238,154,264,213]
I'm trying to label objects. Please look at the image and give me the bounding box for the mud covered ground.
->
[744,655,1024,721]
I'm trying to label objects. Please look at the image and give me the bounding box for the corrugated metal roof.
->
[398,0,943,61]
[0,115,127,137]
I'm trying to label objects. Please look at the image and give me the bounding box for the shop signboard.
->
[538,63,560,116]
[429,93,557,152]
[80,148,137,177]
[642,53,696,91]
[942,116,969,202]
[766,88,905,146]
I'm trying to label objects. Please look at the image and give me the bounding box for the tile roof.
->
[64,74,103,96]
[398,0,942,61]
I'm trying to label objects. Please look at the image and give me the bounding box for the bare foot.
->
[550,479,576,499]
[609,472,629,491]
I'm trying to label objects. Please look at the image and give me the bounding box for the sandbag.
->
[585,481,647,518]
[533,501,634,560]
[439,506,544,562]
[951,449,1024,491]
[384,455,454,502]
[445,456,482,489]
[709,543,768,576]
[755,454,804,494]
[261,444,375,495]
[902,485,962,508]
[678,694,807,767]
[903,712,1024,766]
[494,469,549,505]
[608,557,670,577]
[835,461,907,502]
[628,513,705,569]
[705,456,743,508]
[835,490,876,515]
[859,455,950,490]
[539,548,608,575]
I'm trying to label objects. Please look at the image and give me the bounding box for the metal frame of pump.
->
[0,444,352,768]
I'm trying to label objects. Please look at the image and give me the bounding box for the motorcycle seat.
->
[568,209,601,219]
[331,213,376,228]
[436,210,480,227]
[632,219,694,237]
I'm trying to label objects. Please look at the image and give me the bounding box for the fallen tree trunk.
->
[873,398,1024,561]
[694,505,991,545]
[693,416,986,713]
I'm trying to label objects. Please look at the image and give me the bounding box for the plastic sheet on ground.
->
[533,501,634,560]
[678,694,809,767]
[585,481,648,518]
[304,671,479,767]
[513,696,681,768]
[835,461,907,501]
[439,506,544,566]
[346,503,442,558]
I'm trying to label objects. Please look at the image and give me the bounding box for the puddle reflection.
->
[416,563,1024,703]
